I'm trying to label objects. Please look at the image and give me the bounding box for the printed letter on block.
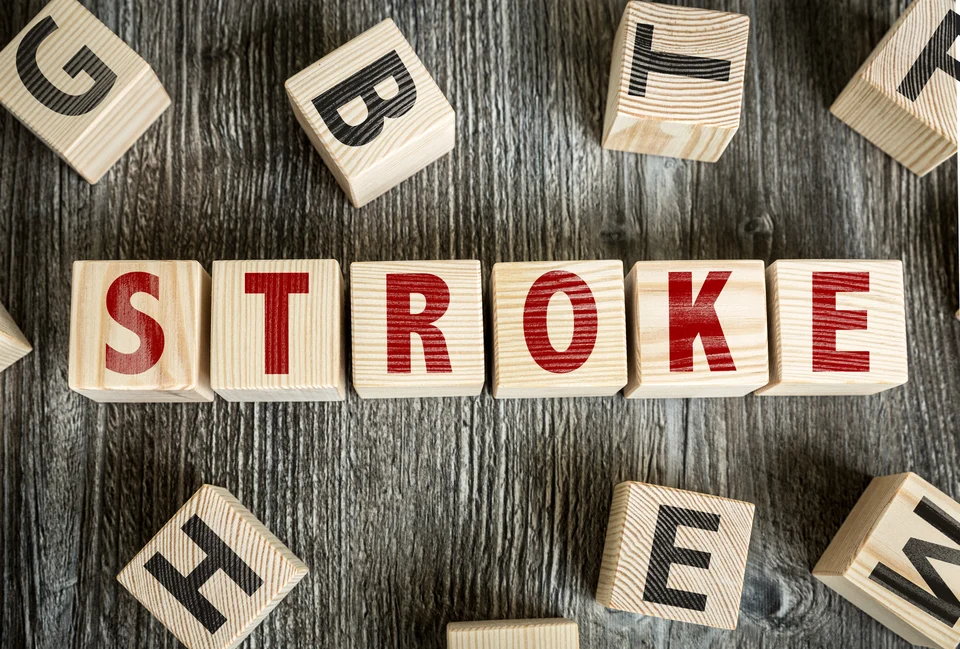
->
[447,619,579,649]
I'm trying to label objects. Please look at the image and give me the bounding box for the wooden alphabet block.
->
[491,261,627,398]
[602,1,750,162]
[447,619,579,648]
[0,301,31,372]
[624,260,768,398]
[210,260,345,402]
[814,473,960,649]
[285,19,455,207]
[756,260,908,396]
[0,0,170,183]
[68,261,213,402]
[350,260,484,398]
[117,485,308,649]
[831,0,957,176]
[597,481,755,630]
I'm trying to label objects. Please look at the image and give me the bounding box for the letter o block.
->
[69,261,213,403]
[0,0,170,183]
[285,19,455,207]
[597,481,755,630]
[447,619,579,648]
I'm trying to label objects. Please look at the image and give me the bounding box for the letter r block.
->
[814,473,960,649]
[68,261,213,403]
[0,0,170,183]
[285,19,455,207]
[447,619,580,648]
[597,481,755,630]
[117,485,308,649]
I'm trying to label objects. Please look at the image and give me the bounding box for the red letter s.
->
[105,272,165,375]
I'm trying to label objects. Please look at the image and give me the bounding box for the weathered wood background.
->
[0,0,957,647]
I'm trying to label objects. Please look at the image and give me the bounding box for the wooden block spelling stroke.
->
[351,260,484,398]
[624,260,768,398]
[447,619,579,648]
[0,301,31,372]
[597,482,755,630]
[285,19,455,208]
[491,261,627,398]
[602,1,750,162]
[68,261,213,403]
[210,260,345,402]
[0,0,170,183]
[117,485,308,649]
[814,473,960,649]
[756,260,908,396]
[831,0,958,176]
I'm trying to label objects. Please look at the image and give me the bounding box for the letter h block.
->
[0,0,170,183]
[814,473,960,649]
[597,481,755,630]
[447,619,580,648]
[117,485,308,649]
[285,19,455,207]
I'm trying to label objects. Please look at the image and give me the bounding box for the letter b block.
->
[447,619,580,648]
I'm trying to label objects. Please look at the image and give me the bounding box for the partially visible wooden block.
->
[491,261,627,398]
[117,485,308,649]
[597,481,755,630]
[285,19,455,207]
[350,260,484,398]
[68,261,213,403]
[624,260,768,398]
[0,301,31,372]
[447,619,579,648]
[0,0,170,183]
[210,260,345,402]
[814,473,960,649]
[831,0,957,176]
[756,260,908,396]
[602,1,750,162]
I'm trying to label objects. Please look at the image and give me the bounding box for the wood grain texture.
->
[447,618,579,648]
[0,300,31,371]
[0,0,957,647]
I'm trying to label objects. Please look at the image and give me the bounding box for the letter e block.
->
[597,481,755,630]
[602,2,750,162]
[814,473,960,649]
[117,485,308,649]
[0,301,31,372]
[447,619,579,648]
[350,260,484,398]
[0,0,170,183]
[285,19,455,207]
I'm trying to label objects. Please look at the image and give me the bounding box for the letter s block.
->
[814,473,960,649]
[597,482,755,630]
[285,19,455,208]
[447,619,579,648]
[0,0,170,183]
[68,261,213,403]
[117,485,308,649]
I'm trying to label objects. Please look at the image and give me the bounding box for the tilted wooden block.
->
[602,1,750,162]
[831,0,957,176]
[814,473,960,649]
[210,260,345,402]
[597,481,755,630]
[447,619,579,648]
[624,260,768,398]
[756,260,908,396]
[0,0,170,183]
[491,261,627,398]
[351,260,484,398]
[68,261,213,402]
[0,301,32,372]
[285,19,455,208]
[117,485,308,649]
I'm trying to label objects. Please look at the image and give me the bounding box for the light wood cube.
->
[350,260,484,398]
[491,261,627,398]
[831,0,957,176]
[0,301,32,372]
[117,485,308,649]
[68,261,213,403]
[447,619,579,648]
[602,1,750,162]
[210,260,346,402]
[814,473,960,649]
[285,19,455,208]
[597,481,755,630]
[756,260,908,396]
[0,0,170,183]
[625,260,768,398]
